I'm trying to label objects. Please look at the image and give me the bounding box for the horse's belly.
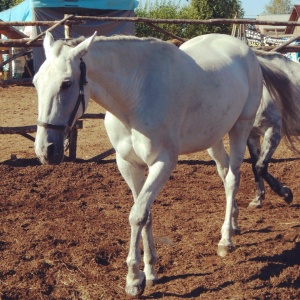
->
[178,102,246,154]
[179,119,235,154]
[178,126,229,154]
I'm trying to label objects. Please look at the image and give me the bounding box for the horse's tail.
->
[256,55,300,153]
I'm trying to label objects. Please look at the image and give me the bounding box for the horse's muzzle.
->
[35,141,64,165]
[46,143,64,165]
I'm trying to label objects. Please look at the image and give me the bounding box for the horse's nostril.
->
[47,143,55,159]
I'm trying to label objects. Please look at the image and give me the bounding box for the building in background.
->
[285,5,300,35]
[0,0,138,74]
[255,14,290,36]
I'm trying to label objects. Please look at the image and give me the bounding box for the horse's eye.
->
[61,80,72,89]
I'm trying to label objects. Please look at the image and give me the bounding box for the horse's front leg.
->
[116,154,158,288]
[126,210,157,296]
[141,211,158,287]
[117,152,177,297]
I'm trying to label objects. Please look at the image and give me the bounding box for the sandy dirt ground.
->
[0,86,299,299]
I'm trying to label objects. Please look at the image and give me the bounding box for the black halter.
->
[37,58,88,135]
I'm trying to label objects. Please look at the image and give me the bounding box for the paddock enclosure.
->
[0,85,299,299]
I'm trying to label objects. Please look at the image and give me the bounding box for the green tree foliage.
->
[135,0,244,39]
[190,0,244,34]
[135,0,195,40]
[264,0,294,14]
[0,0,23,12]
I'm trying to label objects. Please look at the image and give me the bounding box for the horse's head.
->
[33,31,96,164]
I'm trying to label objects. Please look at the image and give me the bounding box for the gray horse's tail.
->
[256,55,300,152]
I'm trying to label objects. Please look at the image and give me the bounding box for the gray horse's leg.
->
[258,127,293,203]
[248,128,293,208]
[247,132,265,207]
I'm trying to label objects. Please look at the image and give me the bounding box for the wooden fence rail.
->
[0,115,115,162]
[1,16,299,161]
[1,16,300,50]
[0,120,83,160]
[2,17,300,28]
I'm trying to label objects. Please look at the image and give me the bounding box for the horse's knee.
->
[129,206,149,227]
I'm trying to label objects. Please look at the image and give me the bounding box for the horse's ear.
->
[43,31,55,58]
[71,32,97,59]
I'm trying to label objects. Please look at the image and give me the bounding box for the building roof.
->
[285,5,300,34]
[32,0,138,10]
[256,14,290,34]
[257,14,290,21]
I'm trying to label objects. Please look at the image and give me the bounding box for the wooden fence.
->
[1,16,300,161]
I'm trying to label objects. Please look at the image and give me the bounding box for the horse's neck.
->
[85,39,168,125]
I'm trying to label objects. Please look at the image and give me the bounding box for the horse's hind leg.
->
[207,140,229,183]
[217,118,255,257]
[256,128,293,204]
[208,141,240,235]
[247,132,266,208]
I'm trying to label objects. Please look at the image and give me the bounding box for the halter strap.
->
[37,58,87,135]
[36,121,66,131]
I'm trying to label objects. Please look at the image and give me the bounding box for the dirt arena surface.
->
[0,86,300,299]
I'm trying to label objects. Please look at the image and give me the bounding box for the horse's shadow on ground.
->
[243,157,300,164]
[1,158,41,167]
[0,156,117,167]
[247,242,300,285]
[144,271,234,299]
[144,272,231,299]
[2,156,300,168]
[178,156,300,167]
[242,226,274,235]
[144,242,300,298]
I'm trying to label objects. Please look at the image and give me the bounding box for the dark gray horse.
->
[248,50,300,208]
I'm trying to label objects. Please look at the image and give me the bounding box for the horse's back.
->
[179,34,262,106]
[180,34,255,68]
[177,34,263,153]
[255,51,300,85]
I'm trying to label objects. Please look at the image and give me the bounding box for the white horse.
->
[247,50,300,208]
[33,32,296,297]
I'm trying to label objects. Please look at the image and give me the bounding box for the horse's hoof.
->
[217,244,234,257]
[146,278,158,287]
[125,275,146,298]
[282,186,293,204]
[248,199,262,208]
